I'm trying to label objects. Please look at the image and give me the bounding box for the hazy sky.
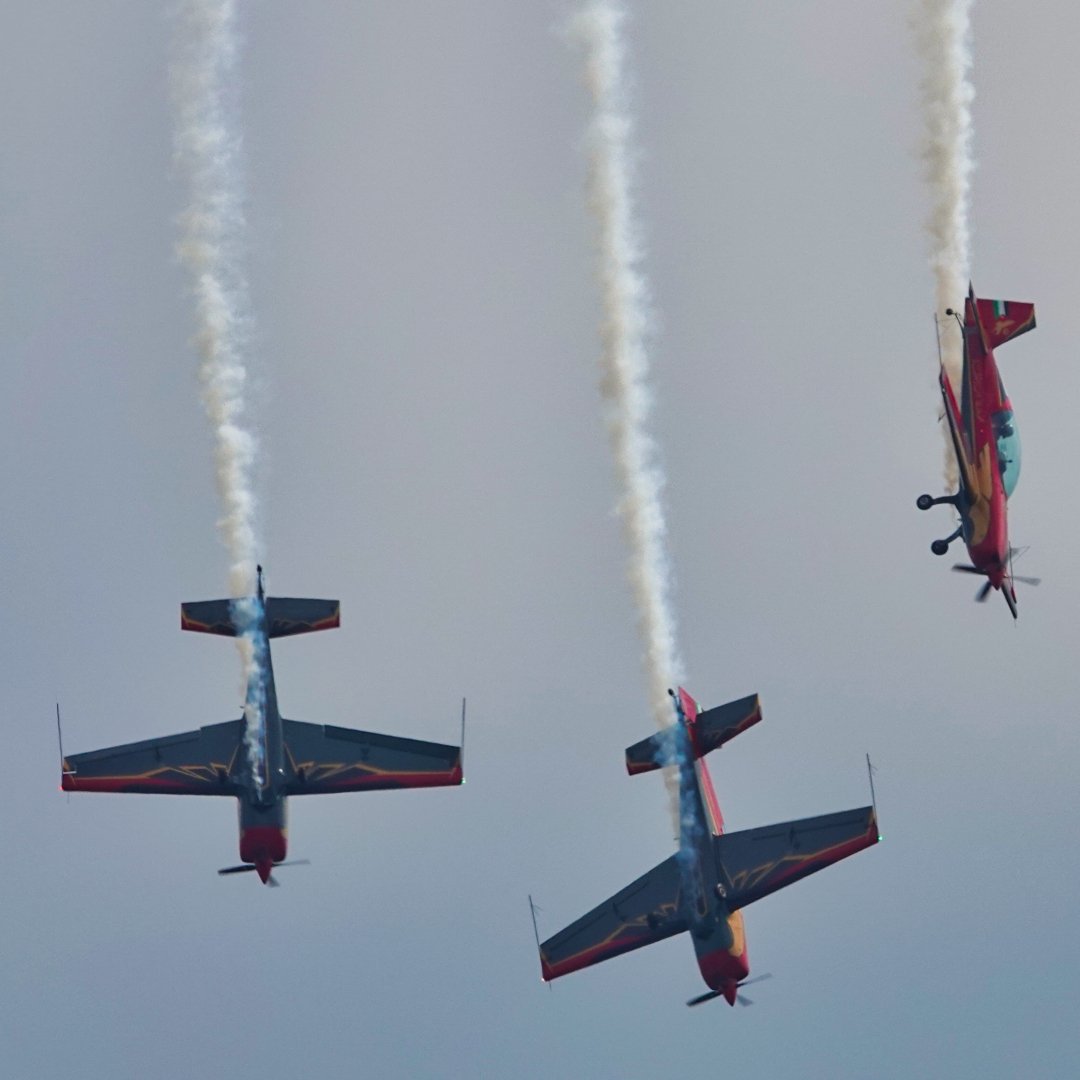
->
[2,3,1078,1078]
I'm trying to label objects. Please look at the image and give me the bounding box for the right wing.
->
[539,854,687,981]
[716,806,878,910]
[61,720,242,795]
[282,719,462,794]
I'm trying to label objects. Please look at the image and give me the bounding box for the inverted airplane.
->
[918,284,1039,618]
[60,568,463,884]
[535,688,878,1006]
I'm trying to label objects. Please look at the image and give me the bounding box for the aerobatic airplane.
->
[917,284,1039,618]
[60,568,463,885]
[535,688,878,1006]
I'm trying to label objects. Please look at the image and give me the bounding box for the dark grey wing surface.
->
[693,693,762,754]
[539,854,687,981]
[264,598,340,638]
[282,720,462,793]
[61,720,242,795]
[716,806,879,910]
[179,597,340,638]
[180,599,236,636]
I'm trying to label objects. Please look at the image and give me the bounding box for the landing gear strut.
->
[916,493,958,511]
[931,526,962,556]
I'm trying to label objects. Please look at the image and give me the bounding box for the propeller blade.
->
[1013,575,1041,587]
[952,564,984,576]
[686,990,723,1007]
[268,875,280,888]
[976,581,993,602]
[218,859,310,877]
[738,973,773,989]
[736,994,754,1007]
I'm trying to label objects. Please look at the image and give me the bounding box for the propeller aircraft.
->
[60,568,464,885]
[918,284,1040,617]
[534,688,878,1006]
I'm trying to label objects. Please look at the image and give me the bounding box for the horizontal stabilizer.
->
[282,719,462,794]
[181,597,340,638]
[971,292,1036,352]
[716,805,879,910]
[625,693,761,775]
[180,599,235,636]
[61,720,242,795]
[539,853,686,981]
[264,598,340,638]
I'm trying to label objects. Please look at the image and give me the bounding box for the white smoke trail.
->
[913,0,975,490]
[571,1,684,825]
[172,0,265,785]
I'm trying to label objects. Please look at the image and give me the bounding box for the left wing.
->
[940,367,976,498]
[539,854,687,981]
[61,720,242,795]
[716,806,878,910]
[282,719,462,794]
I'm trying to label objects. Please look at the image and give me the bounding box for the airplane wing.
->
[282,719,462,794]
[939,367,976,496]
[716,806,878,910]
[61,720,242,795]
[539,854,687,981]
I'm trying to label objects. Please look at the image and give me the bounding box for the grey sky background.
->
[2,3,1078,1077]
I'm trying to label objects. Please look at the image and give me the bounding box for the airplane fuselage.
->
[232,587,289,883]
[671,691,750,1005]
[954,331,1012,587]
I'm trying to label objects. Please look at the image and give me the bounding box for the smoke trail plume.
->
[172,0,265,784]
[913,0,975,489]
[571,1,684,824]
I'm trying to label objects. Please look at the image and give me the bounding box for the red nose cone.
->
[722,982,738,1006]
[256,859,272,884]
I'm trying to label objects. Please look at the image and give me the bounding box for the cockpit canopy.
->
[993,409,1021,497]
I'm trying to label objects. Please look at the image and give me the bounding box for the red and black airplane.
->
[60,568,463,884]
[918,284,1039,618]
[535,688,878,1006]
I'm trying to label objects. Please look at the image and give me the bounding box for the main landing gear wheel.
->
[931,539,950,556]
[916,494,935,510]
